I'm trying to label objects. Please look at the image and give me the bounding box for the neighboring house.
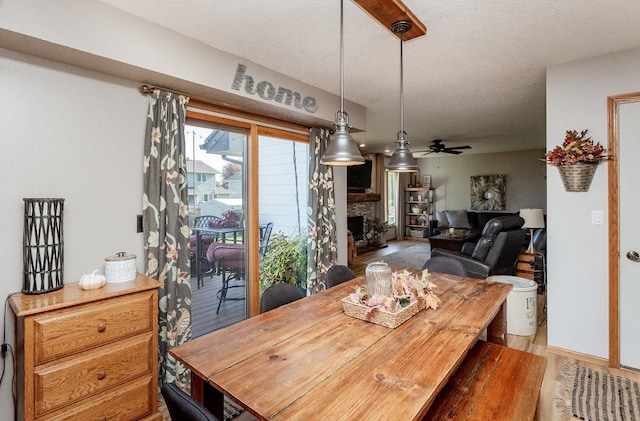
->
[225,173,243,198]
[186,159,219,206]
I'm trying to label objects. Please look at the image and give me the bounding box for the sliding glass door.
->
[184,111,309,337]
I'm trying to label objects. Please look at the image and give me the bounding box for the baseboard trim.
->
[546,345,609,367]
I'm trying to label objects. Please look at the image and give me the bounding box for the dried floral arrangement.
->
[544,129,608,166]
[347,269,441,313]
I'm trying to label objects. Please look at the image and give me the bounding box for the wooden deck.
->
[191,272,248,338]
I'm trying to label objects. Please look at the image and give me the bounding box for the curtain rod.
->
[139,84,191,98]
[139,84,311,133]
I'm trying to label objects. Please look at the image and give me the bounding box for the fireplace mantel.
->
[347,193,381,203]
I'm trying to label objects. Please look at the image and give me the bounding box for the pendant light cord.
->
[340,0,345,114]
[400,31,405,135]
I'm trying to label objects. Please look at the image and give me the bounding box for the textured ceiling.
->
[99,0,640,156]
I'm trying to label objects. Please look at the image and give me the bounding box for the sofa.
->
[432,210,517,235]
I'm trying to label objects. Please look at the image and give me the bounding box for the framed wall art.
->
[470,174,506,211]
[422,175,431,189]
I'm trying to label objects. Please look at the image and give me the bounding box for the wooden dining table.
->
[169,270,512,420]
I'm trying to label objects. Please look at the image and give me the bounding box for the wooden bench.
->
[424,340,547,420]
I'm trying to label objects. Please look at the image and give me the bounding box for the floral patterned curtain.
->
[307,128,337,293]
[143,89,192,388]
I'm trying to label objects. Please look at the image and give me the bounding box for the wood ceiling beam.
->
[353,0,426,41]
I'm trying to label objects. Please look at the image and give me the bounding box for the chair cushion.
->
[206,242,245,269]
[446,210,472,229]
[435,211,449,229]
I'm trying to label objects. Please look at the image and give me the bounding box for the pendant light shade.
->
[385,20,418,173]
[386,131,419,172]
[321,0,364,166]
[321,111,364,165]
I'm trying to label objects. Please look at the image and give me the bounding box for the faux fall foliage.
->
[544,129,607,166]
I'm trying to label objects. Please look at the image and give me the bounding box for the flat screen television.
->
[347,159,373,192]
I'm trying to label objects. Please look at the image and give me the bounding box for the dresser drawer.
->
[35,333,154,417]
[32,290,155,364]
[42,375,156,421]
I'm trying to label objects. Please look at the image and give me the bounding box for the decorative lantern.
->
[23,198,64,294]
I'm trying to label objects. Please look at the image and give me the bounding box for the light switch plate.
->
[591,210,603,225]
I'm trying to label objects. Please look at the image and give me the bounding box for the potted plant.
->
[259,232,308,294]
[365,218,389,245]
[544,129,608,192]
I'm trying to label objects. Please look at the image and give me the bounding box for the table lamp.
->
[519,208,545,254]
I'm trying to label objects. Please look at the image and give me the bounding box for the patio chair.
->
[207,222,274,314]
[259,282,304,313]
[326,265,356,288]
[161,383,219,421]
[421,256,468,277]
[189,215,223,255]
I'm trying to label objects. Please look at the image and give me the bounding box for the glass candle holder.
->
[365,261,392,298]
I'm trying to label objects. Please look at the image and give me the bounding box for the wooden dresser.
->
[9,273,162,421]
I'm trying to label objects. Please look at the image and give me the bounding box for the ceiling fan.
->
[415,139,472,155]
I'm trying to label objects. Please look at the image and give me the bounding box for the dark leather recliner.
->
[431,215,526,279]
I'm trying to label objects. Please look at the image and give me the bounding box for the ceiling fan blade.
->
[446,145,472,150]
[442,149,463,155]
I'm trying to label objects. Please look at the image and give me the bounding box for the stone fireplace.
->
[347,192,381,246]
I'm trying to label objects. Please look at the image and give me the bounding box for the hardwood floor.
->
[190,239,640,420]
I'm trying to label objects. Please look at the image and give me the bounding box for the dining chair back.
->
[326,265,356,288]
[161,383,220,421]
[260,282,304,313]
[422,256,468,277]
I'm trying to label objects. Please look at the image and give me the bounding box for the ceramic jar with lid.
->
[105,252,137,283]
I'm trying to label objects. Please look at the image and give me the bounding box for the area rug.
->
[378,243,431,269]
[557,361,640,420]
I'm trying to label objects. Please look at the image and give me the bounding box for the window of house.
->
[387,172,397,225]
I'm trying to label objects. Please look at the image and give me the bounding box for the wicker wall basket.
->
[557,163,598,192]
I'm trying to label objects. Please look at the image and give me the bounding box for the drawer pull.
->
[97,371,106,380]
[97,323,106,332]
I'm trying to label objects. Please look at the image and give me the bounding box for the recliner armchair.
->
[431,215,526,279]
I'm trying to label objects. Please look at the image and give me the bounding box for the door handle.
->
[626,251,640,262]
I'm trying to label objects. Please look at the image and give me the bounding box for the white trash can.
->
[487,275,538,336]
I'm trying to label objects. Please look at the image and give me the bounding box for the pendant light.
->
[320,0,365,166]
[386,20,419,173]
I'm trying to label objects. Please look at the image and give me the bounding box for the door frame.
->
[607,91,640,367]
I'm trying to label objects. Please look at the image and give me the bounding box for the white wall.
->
[0,48,148,412]
[418,149,547,213]
[546,46,640,359]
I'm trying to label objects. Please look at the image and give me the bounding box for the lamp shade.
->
[321,116,365,166]
[519,208,545,229]
[386,131,418,172]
